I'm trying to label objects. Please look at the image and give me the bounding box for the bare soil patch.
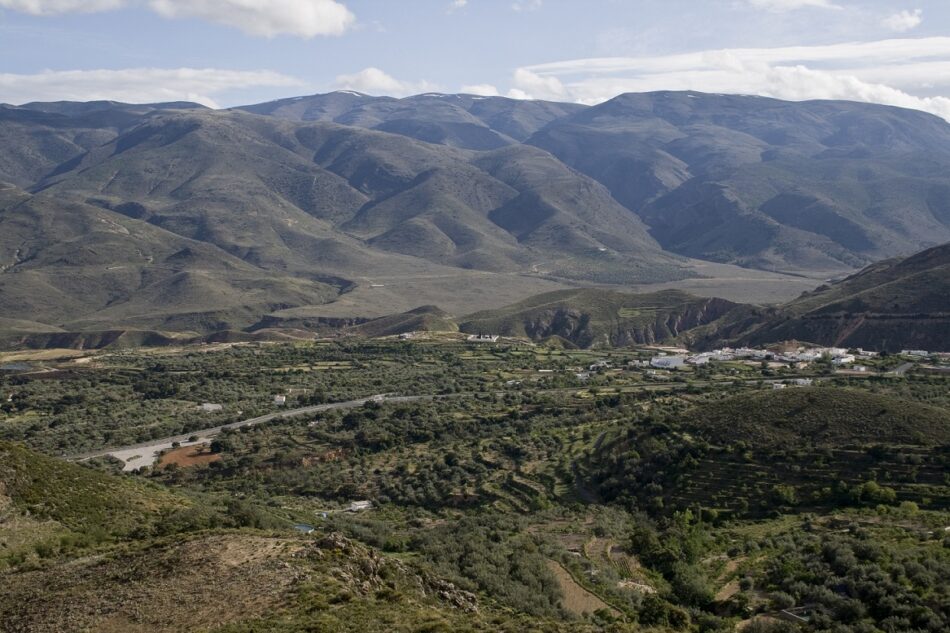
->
[158,444,221,469]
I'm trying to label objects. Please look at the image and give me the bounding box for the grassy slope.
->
[0,441,185,535]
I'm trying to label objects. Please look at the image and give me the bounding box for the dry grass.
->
[0,535,306,633]
[0,349,93,363]
[545,560,617,617]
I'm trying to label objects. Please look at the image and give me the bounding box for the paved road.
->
[66,371,869,471]
[889,362,916,376]
[68,393,432,471]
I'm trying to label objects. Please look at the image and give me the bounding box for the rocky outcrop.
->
[311,532,479,613]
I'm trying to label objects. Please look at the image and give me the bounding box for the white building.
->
[348,500,373,512]
[467,334,499,343]
[274,394,287,406]
[832,354,856,366]
[200,403,223,412]
[902,350,929,357]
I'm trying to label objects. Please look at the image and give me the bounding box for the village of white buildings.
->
[187,337,947,413]
[570,343,948,385]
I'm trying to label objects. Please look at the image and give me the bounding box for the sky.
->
[0,0,949,120]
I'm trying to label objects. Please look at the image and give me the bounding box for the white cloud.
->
[148,0,354,37]
[882,9,922,33]
[508,68,566,100]
[0,68,302,108]
[334,67,437,97]
[448,0,466,10]
[745,0,840,11]
[460,83,500,96]
[508,38,950,121]
[0,0,356,37]
[0,0,123,13]
[511,0,541,12]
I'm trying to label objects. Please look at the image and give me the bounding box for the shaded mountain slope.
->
[0,105,685,333]
[724,242,950,351]
[528,91,950,272]
[0,101,205,188]
[0,183,339,331]
[37,109,675,276]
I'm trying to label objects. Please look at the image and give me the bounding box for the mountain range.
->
[1,90,949,341]
[242,91,950,272]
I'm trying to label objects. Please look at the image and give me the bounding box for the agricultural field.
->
[1,338,948,632]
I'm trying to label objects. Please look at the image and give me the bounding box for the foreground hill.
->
[719,242,950,351]
[460,288,741,348]
[0,440,187,564]
[584,388,950,518]
[0,441,620,632]
[528,92,950,272]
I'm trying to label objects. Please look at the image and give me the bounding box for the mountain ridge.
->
[2,90,949,339]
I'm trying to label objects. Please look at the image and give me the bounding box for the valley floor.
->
[1,339,947,632]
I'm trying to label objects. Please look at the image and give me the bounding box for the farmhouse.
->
[273,394,287,406]
[199,403,223,412]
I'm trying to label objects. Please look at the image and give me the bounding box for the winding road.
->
[67,370,867,472]
[69,393,433,471]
